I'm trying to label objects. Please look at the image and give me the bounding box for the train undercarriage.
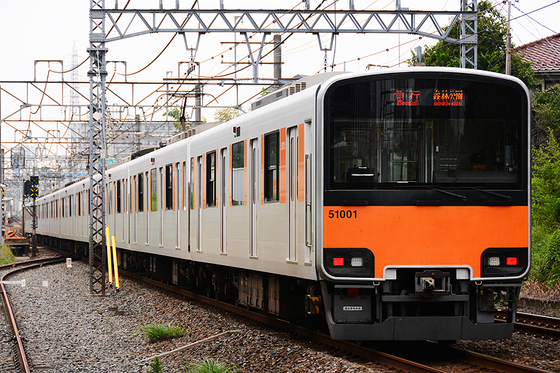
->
[40,235,520,341]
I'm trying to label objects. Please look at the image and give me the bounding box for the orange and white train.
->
[34,67,530,341]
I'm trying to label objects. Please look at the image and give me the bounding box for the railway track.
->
[515,312,560,340]
[0,257,65,373]
[126,270,554,373]
[494,311,560,340]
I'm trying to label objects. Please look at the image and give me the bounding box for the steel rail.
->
[0,257,65,373]
[454,348,552,373]
[495,311,560,340]
[130,270,557,373]
[125,271,445,373]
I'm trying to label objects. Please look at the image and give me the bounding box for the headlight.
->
[481,248,528,277]
[324,248,374,278]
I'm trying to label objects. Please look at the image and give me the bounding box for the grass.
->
[148,356,163,373]
[184,358,237,373]
[0,244,16,265]
[140,323,185,343]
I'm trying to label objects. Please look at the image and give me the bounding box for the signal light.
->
[506,257,518,266]
[333,258,344,266]
[488,256,500,266]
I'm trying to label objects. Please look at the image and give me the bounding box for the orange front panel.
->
[323,206,528,278]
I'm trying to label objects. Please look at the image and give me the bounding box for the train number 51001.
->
[328,209,357,219]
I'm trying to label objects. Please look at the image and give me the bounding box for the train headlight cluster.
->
[481,248,528,277]
[350,257,363,267]
[324,248,374,278]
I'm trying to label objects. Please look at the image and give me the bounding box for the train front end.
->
[317,68,530,341]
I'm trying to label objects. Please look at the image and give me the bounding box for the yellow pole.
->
[106,227,113,284]
[111,235,120,289]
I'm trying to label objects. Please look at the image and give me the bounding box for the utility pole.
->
[31,175,38,258]
[274,35,282,88]
[505,0,512,75]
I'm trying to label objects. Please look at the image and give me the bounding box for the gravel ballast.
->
[5,255,560,372]
[6,259,381,372]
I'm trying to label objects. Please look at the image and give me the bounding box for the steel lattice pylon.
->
[460,0,478,69]
[88,0,107,295]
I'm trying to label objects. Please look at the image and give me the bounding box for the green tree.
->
[214,107,243,122]
[532,85,560,147]
[165,107,190,133]
[418,0,536,88]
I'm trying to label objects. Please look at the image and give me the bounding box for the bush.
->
[0,244,16,265]
[140,323,185,343]
[531,129,560,287]
[184,358,236,373]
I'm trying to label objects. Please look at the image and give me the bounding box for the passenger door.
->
[287,127,298,262]
[249,139,259,257]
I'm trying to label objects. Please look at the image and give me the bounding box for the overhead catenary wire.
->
[5,1,558,179]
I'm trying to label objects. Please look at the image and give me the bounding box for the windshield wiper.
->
[429,187,467,201]
[470,187,511,201]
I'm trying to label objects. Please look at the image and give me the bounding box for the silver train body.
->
[33,68,531,341]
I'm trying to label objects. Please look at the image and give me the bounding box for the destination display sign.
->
[391,89,465,107]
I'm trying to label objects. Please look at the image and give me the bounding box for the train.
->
[32,67,530,341]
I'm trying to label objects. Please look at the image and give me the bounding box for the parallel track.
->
[515,312,560,339]
[495,311,560,340]
[125,270,553,373]
[0,257,65,373]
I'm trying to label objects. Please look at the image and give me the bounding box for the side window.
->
[138,173,144,213]
[182,162,187,210]
[190,158,194,210]
[150,168,158,211]
[116,180,122,214]
[165,164,173,210]
[232,141,244,206]
[206,151,216,207]
[264,131,279,202]
[108,183,112,215]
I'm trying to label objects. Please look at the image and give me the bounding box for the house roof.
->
[515,33,560,72]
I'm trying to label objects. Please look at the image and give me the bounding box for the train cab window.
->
[264,132,279,202]
[206,151,216,207]
[165,164,173,210]
[150,168,158,212]
[325,76,525,190]
[232,141,245,206]
[116,180,122,214]
[138,173,144,212]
